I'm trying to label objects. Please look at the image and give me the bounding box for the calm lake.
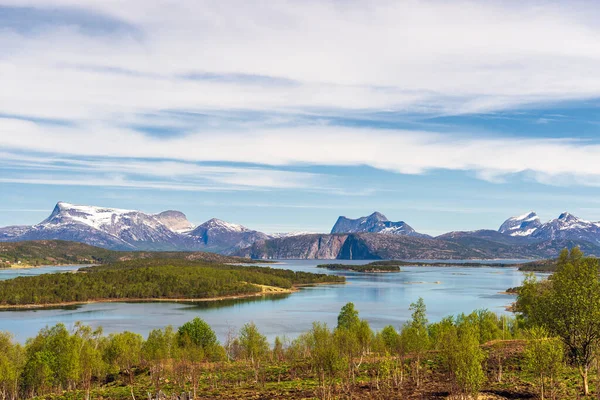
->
[0,260,545,343]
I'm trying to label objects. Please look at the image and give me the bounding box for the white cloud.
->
[1,0,600,120]
[3,117,600,187]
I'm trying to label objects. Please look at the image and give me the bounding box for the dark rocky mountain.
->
[0,202,269,254]
[187,218,270,254]
[331,212,429,237]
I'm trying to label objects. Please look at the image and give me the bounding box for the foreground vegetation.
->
[0,259,344,307]
[0,247,598,399]
[0,298,586,400]
[0,240,259,268]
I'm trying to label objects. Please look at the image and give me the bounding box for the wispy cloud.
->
[3,118,600,187]
[0,150,327,191]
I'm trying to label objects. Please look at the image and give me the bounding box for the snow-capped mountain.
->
[531,212,600,244]
[0,202,269,253]
[188,218,270,253]
[499,211,600,245]
[498,211,542,236]
[330,212,428,237]
[11,202,194,250]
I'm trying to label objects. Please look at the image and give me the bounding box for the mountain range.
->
[0,202,265,254]
[2,203,600,259]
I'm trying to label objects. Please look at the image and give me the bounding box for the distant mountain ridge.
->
[3,204,600,259]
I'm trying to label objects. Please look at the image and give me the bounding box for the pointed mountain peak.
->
[558,211,574,220]
[368,212,389,221]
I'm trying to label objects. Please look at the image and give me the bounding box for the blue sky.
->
[2,1,600,235]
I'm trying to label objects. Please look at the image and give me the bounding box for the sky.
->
[2,1,600,235]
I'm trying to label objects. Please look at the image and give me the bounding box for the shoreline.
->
[0,263,94,270]
[0,290,295,311]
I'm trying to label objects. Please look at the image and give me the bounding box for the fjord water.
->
[0,265,81,280]
[0,260,543,342]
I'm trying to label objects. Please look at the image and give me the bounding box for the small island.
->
[0,258,345,309]
[317,261,401,272]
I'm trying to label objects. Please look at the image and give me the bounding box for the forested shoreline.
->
[0,240,261,268]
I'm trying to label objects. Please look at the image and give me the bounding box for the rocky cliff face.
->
[237,233,497,260]
[154,210,194,233]
[238,234,349,259]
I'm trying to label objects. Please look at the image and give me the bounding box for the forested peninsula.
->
[0,258,344,308]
